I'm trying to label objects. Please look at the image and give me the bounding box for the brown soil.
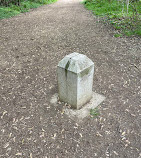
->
[0,0,141,157]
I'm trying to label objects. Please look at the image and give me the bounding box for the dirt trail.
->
[0,0,141,157]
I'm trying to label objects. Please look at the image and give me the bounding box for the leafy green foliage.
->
[114,33,122,37]
[0,7,19,19]
[0,0,57,19]
[83,0,141,36]
[0,0,55,6]
[90,107,100,118]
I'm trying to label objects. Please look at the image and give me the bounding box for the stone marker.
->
[57,53,94,109]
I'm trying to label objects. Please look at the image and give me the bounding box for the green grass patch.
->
[0,7,20,19]
[83,0,141,37]
[0,0,57,19]
[114,33,123,37]
[90,107,100,118]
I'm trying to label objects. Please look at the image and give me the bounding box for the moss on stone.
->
[65,60,70,77]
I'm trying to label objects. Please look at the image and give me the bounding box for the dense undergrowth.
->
[83,0,141,37]
[0,0,57,19]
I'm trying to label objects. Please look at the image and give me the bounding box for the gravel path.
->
[0,0,141,157]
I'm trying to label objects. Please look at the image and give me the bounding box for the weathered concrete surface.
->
[0,0,141,157]
[58,53,94,109]
[50,92,105,121]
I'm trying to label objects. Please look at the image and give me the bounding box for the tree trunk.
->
[126,0,129,14]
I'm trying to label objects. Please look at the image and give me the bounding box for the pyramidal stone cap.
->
[58,52,94,74]
[57,53,94,109]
